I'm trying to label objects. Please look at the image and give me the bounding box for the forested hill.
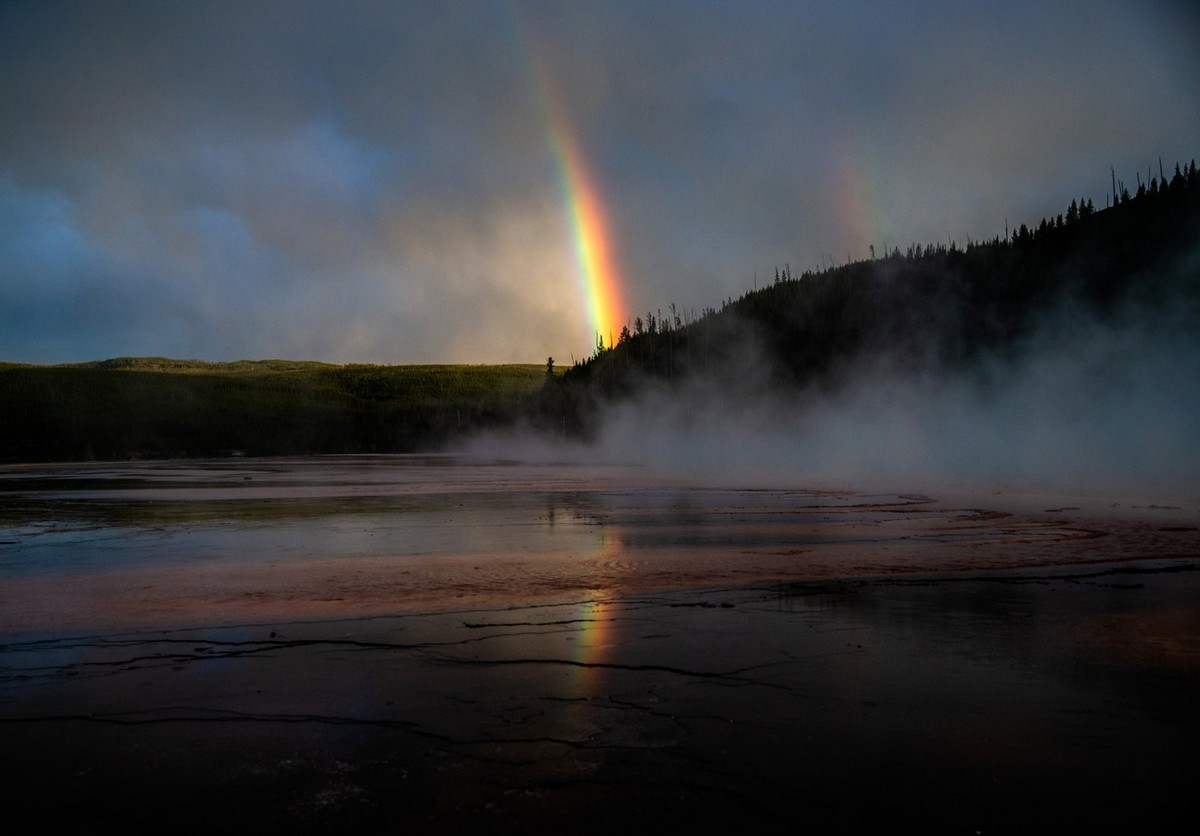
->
[534,160,1200,437]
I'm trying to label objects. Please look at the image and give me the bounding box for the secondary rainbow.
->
[833,138,889,262]
[512,10,628,348]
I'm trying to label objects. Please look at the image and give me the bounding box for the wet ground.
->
[1,456,1198,831]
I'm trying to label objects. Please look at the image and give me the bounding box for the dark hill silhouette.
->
[535,160,1200,438]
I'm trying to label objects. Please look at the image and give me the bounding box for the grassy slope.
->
[0,362,551,461]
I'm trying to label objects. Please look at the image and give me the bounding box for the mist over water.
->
[468,277,1200,499]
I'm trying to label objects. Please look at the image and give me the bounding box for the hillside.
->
[534,160,1200,438]
[0,361,551,461]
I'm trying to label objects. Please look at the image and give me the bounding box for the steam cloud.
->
[465,264,1200,499]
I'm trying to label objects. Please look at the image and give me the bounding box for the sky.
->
[1,0,1197,366]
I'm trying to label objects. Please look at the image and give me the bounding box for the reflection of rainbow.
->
[571,598,615,691]
[568,530,619,693]
[511,10,628,348]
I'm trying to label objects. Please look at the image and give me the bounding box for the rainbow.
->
[547,124,627,348]
[833,140,888,261]
[510,9,628,348]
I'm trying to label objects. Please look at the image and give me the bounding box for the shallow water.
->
[1,455,1197,633]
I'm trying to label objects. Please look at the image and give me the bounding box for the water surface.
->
[1,456,1198,830]
[1,455,1196,633]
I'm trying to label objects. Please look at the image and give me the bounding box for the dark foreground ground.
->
[3,560,1198,834]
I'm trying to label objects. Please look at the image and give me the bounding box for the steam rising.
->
[465,275,1200,498]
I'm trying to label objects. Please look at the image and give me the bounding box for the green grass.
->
[0,360,555,461]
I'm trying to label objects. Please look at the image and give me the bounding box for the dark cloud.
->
[1,0,1197,363]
